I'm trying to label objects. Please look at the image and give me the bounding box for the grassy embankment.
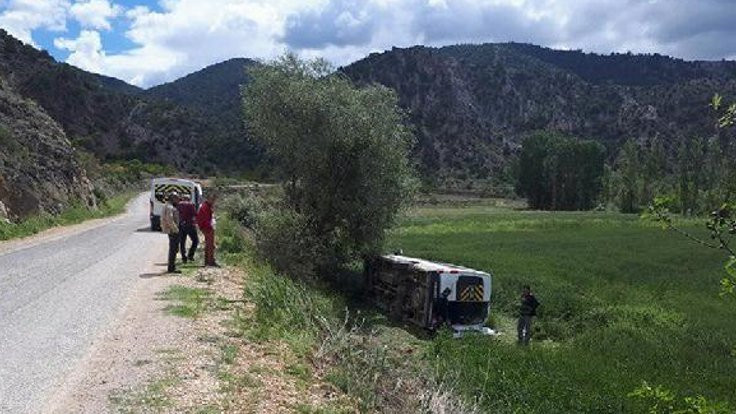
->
[221,199,736,413]
[0,191,137,241]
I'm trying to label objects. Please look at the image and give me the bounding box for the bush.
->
[253,208,319,280]
[221,192,268,230]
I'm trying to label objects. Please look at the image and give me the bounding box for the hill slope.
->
[341,44,736,185]
[0,30,229,173]
[145,58,263,173]
[0,79,95,219]
[4,28,736,186]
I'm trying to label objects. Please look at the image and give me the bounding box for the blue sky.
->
[2,0,735,88]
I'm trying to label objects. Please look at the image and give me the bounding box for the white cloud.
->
[70,0,123,30]
[54,28,183,86]
[0,0,69,45]
[3,0,734,87]
[62,0,322,86]
[54,29,105,72]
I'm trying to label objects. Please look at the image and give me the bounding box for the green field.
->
[388,204,736,412]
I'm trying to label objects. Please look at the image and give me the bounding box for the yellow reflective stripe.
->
[459,285,484,302]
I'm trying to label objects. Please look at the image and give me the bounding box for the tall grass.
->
[0,192,135,241]
[220,197,736,412]
[390,205,736,413]
[218,213,444,412]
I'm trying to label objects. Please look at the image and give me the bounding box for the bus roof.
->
[152,177,199,185]
[381,254,490,276]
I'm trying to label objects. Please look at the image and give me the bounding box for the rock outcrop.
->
[342,44,736,184]
[0,79,95,219]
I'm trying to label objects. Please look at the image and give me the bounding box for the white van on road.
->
[149,178,203,231]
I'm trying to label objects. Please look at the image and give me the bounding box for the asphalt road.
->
[0,193,167,413]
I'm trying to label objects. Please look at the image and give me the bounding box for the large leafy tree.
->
[242,54,416,276]
[517,131,605,210]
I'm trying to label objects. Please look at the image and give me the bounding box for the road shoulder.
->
[0,193,145,256]
[46,264,347,413]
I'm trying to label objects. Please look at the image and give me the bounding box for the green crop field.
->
[387,204,736,412]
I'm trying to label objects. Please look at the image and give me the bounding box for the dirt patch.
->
[48,263,350,413]
[44,259,191,414]
[158,266,349,413]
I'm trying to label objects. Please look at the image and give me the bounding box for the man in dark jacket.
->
[517,285,540,345]
[177,198,198,263]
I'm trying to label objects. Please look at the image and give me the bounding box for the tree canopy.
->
[242,54,416,276]
[516,132,605,210]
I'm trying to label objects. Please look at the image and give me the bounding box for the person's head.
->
[169,192,180,205]
[522,285,531,295]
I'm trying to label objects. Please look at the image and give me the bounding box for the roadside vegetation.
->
[0,158,172,242]
[216,193,736,413]
[0,191,135,241]
[242,53,416,279]
[217,211,475,413]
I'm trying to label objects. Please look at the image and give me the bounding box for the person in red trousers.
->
[196,193,219,267]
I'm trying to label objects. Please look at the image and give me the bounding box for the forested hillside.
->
[0,30,237,174]
[145,58,263,173]
[342,44,736,188]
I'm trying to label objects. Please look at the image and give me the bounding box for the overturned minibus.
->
[364,255,494,336]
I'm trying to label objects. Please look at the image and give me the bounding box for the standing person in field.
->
[517,285,540,345]
[197,193,218,267]
[177,196,198,263]
[161,192,181,274]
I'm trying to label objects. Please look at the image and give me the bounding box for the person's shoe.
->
[168,269,182,274]
[182,257,188,264]
[205,263,221,268]
[187,256,195,262]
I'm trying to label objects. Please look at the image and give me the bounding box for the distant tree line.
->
[603,135,736,215]
[515,96,736,215]
[516,132,605,210]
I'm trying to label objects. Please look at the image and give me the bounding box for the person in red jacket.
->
[196,193,218,267]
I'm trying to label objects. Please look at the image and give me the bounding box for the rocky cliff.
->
[0,79,95,219]
[342,44,736,185]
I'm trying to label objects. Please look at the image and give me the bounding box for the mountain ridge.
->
[341,43,736,185]
[3,28,736,190]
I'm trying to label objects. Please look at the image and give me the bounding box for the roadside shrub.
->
[254,208,319,280]
[244,259,336,341]
[218,215,249,256]
[629,382,732,414]
[221,192,268,230]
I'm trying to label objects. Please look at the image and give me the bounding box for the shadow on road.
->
[139,271,170,279]
[135,227,157,233]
